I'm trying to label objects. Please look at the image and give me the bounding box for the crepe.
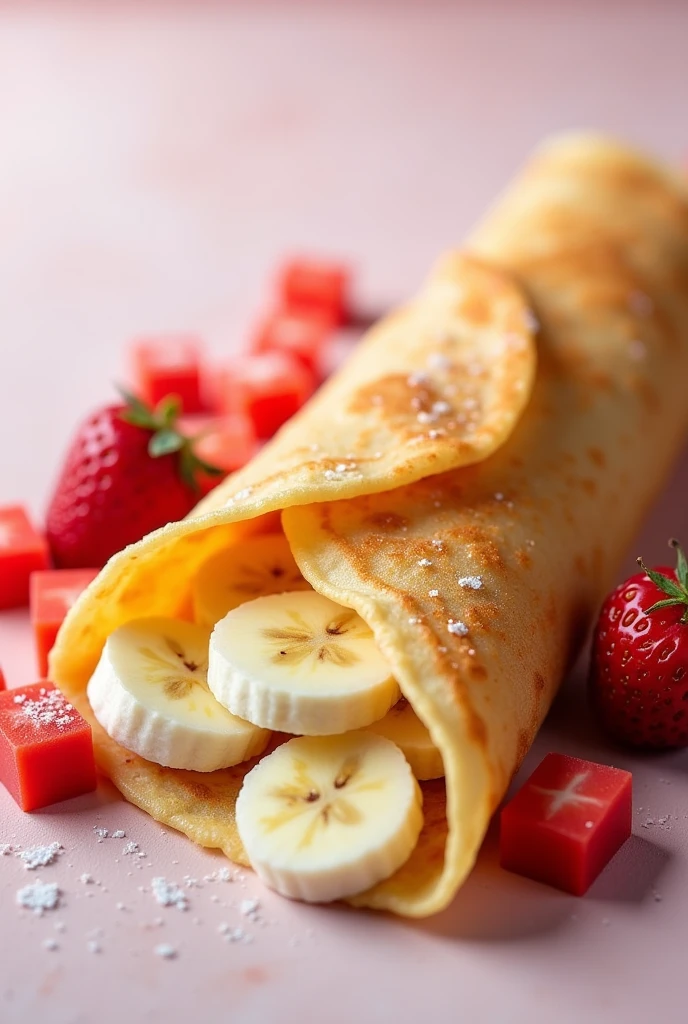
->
[51,134,688,917]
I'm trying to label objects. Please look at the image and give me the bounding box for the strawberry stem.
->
[117,388,223,493]
[637,538,688,626]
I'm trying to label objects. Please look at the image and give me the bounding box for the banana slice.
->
[236,732,424,902]
[87,617,270,771]
[208,591,400,735]
[192,534,311,627]
[364,697,444,780]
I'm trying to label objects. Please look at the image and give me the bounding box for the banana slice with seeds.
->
[87,617,270,771]
[192,534,311,627]
[208,591,399,735]
[236,732,424,902]
[364,697,444,780]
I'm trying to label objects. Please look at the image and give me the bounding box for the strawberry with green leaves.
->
[590,539,688,749]
[46,392,222,569]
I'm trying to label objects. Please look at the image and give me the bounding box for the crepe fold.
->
[51,134,688,917]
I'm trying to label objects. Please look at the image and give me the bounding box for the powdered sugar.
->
[458,575,483,590]
[17,842,63,870]
[17,880,61,915]
[151,877,188,911]
[154,943,178,959]
[14,688,75,730]
[447,619,469,637]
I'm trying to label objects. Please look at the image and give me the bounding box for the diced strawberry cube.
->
[0,682,97,811]
[252,308,334,373]
[278,258,351,325]
[216,351,316,439]
[131,335,205,413]
[179,413,258,494]
[500,753,632,896]
[0,506,50,610]
[31,569,99,678]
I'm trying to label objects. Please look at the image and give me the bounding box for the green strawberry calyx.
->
[637,539,688,626]
[118,389,223,491]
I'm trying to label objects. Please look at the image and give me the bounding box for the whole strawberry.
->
[590,539,688,749]
[46,392,222,569]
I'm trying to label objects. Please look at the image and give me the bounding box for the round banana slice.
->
[364,697,444,780]
[208,591,400,735]
[192,534,311,627]
[87,617,270,772]
[236,732,424,903]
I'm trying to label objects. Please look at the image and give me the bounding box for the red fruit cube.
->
[31,569,99,678]
[217,351,316,439]
[179,413,258,494]
[0,682,97,811]
[0,506,50,610]
[0,667,5,692]
[131,335,205,413]
[278,258,351,325]
[500,753,632,896]
[252,308,334,373]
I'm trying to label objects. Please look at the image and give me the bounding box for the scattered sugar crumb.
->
[0,844,14,856]
[428,589,439,597]
[458,575,482,590]
[93,827,109,840]
[427,353,452,371]
[417,558,432,567]
[54,921,67,933]
[407,371,429,386]
[408,617,420,625]
[111,830,126,839]
[151,877,188,911]
[447,619,469,637]
[240,898,260,920]
[42,938,59,952]
[17,880,61,915]
[494,492,504,501]
[80,873,94,885]
[17,842,63,870]
[585,820,594,829]
[123,842,139,855]
[88,940,102,954]
[154,944,178,960]
[116,902,127,911]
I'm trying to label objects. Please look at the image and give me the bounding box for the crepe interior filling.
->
[85,533,444,904]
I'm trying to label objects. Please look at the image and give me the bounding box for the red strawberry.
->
[589,539,688,749]
[46,392,222,569]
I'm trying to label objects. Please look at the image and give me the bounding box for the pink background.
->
[1,3,688,1022]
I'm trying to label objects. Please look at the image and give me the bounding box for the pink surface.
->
[1,3,688,1022]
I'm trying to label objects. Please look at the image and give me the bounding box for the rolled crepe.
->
[51,135,688,917]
